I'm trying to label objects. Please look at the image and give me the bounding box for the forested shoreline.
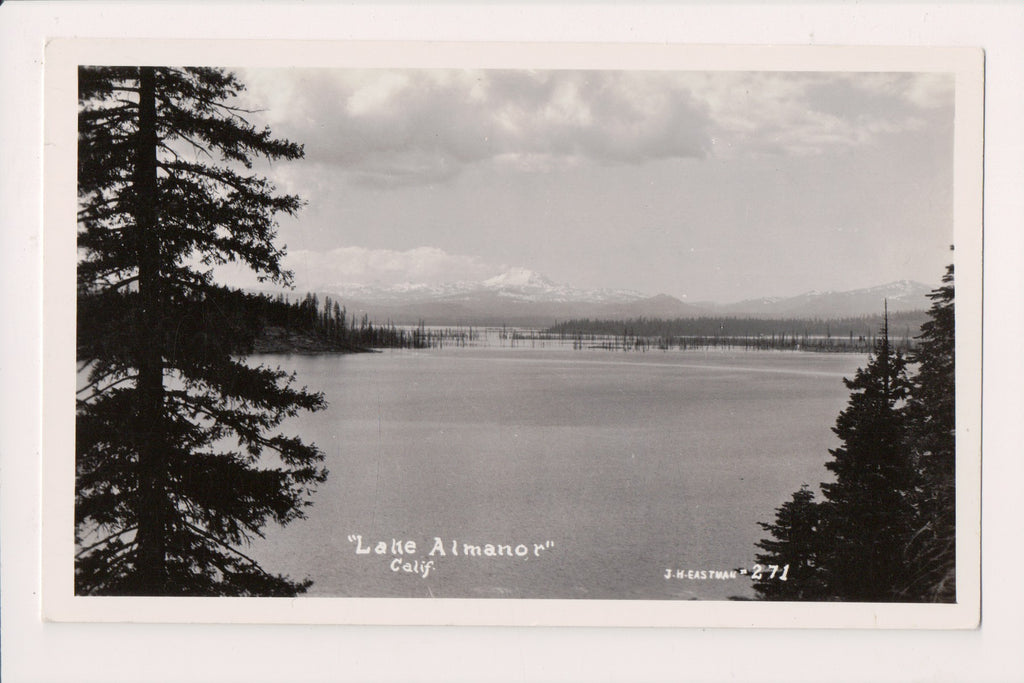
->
[244,294,931,355]
[234,290,432,353]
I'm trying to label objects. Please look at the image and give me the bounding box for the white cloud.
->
[239,69,711,185]
[237,68,953,186]
[282,246,505,290]
[689,71,953,157]
[902,73,956,110]
[345,72,412,117]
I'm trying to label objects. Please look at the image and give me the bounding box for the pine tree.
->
[753,485,828,600]
[817,309,918,601]
[76,66,327,596]
[900,264,956,601]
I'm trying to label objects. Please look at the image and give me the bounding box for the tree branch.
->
[182,520,275,577]
[75,526,139,558]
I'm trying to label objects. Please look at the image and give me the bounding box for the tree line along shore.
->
[231,288,930,355]
[545,311,928,354]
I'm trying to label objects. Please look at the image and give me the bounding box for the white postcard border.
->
[41,38,984,629]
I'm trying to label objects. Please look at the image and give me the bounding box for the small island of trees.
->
[547,311,927,354]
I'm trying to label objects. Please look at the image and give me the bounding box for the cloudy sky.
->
[228,68,954,302]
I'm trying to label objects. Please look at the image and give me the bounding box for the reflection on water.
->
[248,340,866,600]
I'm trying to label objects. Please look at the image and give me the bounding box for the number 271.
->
[751,564,790,581]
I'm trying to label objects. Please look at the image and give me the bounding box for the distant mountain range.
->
[300,269,935,327]
[710,280,935,319]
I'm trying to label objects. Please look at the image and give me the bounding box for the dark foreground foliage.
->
[753,266,956,602]
[77,66,325,596]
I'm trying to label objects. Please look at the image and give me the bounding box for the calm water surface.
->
[249,343,867,600]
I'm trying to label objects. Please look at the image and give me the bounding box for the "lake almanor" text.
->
[346,535,556,578]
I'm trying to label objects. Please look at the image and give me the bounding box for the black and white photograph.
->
[40,39,982,629]
[8,3,1024,681]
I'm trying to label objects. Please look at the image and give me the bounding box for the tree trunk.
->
[132,66,167,594]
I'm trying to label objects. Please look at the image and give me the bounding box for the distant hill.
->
[711,280,934,318]
[313,268,701,326]
[263,270,934,327]
[336,291,705,327]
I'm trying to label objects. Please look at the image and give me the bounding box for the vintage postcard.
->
[42,38,983,627]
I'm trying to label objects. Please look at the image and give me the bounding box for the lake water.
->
[248,340,867,600]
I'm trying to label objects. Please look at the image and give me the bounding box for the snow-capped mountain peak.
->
[482,268,557,290]
[319,267,645,306]
[867,280,928,299]
[719,280,935,317]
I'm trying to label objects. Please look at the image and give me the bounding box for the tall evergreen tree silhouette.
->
[900,264,956,601]
[817,307,917,601]
[76,66,326,595]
